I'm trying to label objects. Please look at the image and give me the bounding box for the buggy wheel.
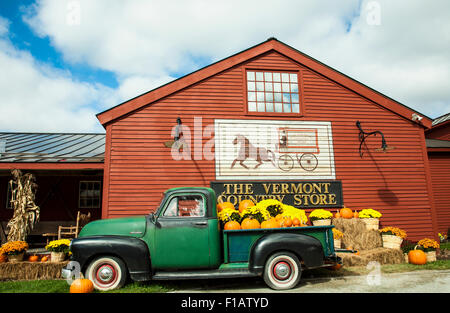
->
[263,252,302,290]
[278,154,294,172]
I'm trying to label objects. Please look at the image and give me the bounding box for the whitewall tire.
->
[263,252,301,290]
[85,256,128,291]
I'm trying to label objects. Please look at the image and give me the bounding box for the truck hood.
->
[78,216,147,238]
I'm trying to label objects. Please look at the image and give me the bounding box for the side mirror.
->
[149,213,157,223]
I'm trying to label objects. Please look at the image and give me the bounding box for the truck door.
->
[154,193,210,269]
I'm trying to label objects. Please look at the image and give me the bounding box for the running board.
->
[152,268,258,280]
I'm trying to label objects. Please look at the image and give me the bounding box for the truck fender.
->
[248,233,324,275]
[70,235,152,282]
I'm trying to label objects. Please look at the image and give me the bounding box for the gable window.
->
[79,181,101,209]
[246,70,300,114]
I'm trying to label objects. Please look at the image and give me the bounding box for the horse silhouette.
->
[231,135,276,169]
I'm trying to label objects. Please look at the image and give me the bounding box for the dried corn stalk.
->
[6,169,40,242]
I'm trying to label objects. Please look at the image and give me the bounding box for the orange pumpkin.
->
[408,248,427,265]
[261,218,280,229]
[70,278,94,293]
[292,218,301,227]
[28,255,39,262]
[241,217,260,229]
[41,256,49,262]
[224,220,241,230]
[275,214,283,221]
[328,263,342,271]
[217,202,235,212]
[353,210,359,218]
[335,210,341,219]
[281,217,293,227]
[238,200,255,213]
[340,208,353,219]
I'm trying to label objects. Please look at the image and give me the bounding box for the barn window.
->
[5,183,15,210]
[246,70,300,114]
[79,181,101,209]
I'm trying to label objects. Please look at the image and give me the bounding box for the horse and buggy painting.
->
[215,120,336,180]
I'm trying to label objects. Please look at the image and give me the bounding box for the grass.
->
[1,260,449,293]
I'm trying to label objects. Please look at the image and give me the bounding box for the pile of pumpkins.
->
[218,200,306,231]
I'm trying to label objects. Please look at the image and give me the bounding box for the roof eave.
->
[96,38,433,129]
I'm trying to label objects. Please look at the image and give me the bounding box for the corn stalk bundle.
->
[6,169,40,242]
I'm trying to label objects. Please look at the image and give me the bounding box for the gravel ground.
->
[171,269,450,293]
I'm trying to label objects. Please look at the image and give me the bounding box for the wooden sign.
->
[214,119,336,180]
[211,180,343,209]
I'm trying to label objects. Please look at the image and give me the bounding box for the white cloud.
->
[6,0,450,131]
[0,26,112,132]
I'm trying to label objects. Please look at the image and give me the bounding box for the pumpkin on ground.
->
[28,255,39,262]
[408,247,427,265]
[217,202,235,212]
[224,220,241,230]
[70,278,94,293]
[241,217,260,229]
[238,200,255,213]
[340,208,353,219]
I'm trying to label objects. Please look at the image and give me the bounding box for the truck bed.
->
[223,225,335,263]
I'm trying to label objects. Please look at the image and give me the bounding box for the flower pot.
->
[334,239,341,249]
[361,218,379,230]
[7,252,24,263]
[312,219,331,226]
[382,234,403,249]
[51,252,66,262]
[426,251,436,262]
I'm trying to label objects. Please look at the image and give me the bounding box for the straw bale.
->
[332,218,382,251]
[337,248,404,267]
[0,261,69,281]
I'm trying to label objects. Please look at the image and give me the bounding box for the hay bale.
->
[0,261,69,281]
[337,248,405,267]
[332,218,382,251]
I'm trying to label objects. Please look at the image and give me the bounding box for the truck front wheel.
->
[263,252,301,290]
[85,256,128,291]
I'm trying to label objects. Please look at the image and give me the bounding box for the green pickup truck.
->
[62,187,342,291]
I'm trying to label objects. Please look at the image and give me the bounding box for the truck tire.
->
[263,252,301,290]
[85,256,128,291]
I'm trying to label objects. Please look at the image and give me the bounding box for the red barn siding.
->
[104,51,435,241]
[428,152,450,234]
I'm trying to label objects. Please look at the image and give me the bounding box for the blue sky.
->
[0,0,449,133]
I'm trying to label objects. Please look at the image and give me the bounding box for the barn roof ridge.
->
[96,38,433,128]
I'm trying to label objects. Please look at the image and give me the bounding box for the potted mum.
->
[380,227,407,249]
[358,209,382,230]
[0,241,28,263]
[417,238,440,262]
[309,209,333,226]
[46,239,71,262]
[332,228,344,248]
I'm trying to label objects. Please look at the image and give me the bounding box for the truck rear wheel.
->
[263,252,301,290]
[85,256,128,291]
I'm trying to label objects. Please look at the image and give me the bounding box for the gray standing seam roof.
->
[0,132,105,163]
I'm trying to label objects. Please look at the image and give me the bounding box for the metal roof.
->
[432,113,450,126]
[0,132,105,163]
[426,138,450,148]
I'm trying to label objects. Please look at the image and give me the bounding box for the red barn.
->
[95,38,439,241]
[426,113,450,235]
